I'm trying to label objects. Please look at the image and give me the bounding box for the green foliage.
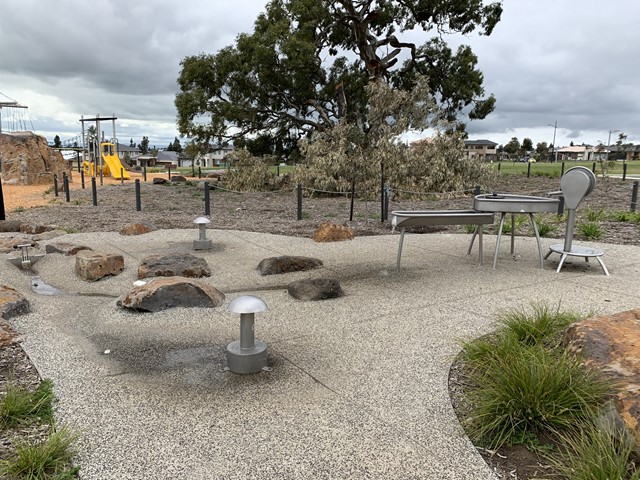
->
[577,221,603,240]
[534,215,557,237]
[547,420,640,480]
[138,136,150,155]
[295,77,490,195]
[225,150,283,192]
[610,210,640,223]
[176,0,502,147]
[0,427,79,479]
[459,304,612,449]
[1,380,55,429]
[585,209,605,222]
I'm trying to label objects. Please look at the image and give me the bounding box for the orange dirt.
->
[1,171,174,213]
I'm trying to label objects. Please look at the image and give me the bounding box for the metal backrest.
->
[560,166,596,210]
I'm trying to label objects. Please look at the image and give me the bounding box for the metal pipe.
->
[631,180,638,212]
[53,175,59,196]
[564,209,576,252]
[91,177,98,206]
[0,176,5,220]
[204,181,210,216]
[63,174,70,202]
[135,179,141,211]
[297,183,302,220]
[239,313,255,349]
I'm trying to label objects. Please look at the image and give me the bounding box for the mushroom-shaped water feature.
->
[226,295,269,373]
[193,216,212,250]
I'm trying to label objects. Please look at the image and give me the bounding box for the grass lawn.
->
[490,160,640,177]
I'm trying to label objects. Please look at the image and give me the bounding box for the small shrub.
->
[0,427,79,479]
[585,209,605,222]
[13,206,25,213]
[577,221,603,240]
[498,303,581,348]
[0,380,55,429]
[464,345,612,449]
[534,215,556,237]
[547,420,640,480]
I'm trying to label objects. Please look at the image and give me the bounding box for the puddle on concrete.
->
[30,276,64,296]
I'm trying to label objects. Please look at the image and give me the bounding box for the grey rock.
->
[45,242,92,256]
[152,177,169,185]
[0,284,30,319]
[138,253,211,279]
[258,256,323,276]
[75,250,124,281]
[33,229,68,241]
[287,278,344,301]
[0,220,22,232]
[170,175,187,183]
[117,276,225,312]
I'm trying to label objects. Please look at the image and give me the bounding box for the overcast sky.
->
[1,0,639,150]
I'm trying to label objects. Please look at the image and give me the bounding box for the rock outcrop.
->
[137,253,211,279]
[119,222,156,236]
[0,131,70,185]
[45,242,92,256]
[257,256,323,276]
[75,250,124,281]
[117,276,225,312]
[564,308,640,454]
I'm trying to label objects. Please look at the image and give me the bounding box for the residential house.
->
[607,144,640,162]
[464,139,498,161]
[197,144,234,167]
[556,145,606,162]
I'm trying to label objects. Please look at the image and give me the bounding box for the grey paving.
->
[2,229,640,479]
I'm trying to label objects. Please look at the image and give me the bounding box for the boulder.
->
[0,131,70,185]
[138,253,211,279]
[75,250,124,281]
[564,308,640,454]
[313,221,354,242]
[0,284,30,319]
[257,256,323,276]
[119,222,156,236]
[287,278,344,301]
[152,177,169,185]
[0,220,22,232]
[117,276,225,312]
[0,236,35,253]
[20,224,56,235]
[45,242,92,256]
[170,175,187,183]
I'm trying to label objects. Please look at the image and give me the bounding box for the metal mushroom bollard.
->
[226,295,269,373]
[193,216,212,250]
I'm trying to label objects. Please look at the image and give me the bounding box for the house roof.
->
[156,151,179,161]
[464,139,498,147]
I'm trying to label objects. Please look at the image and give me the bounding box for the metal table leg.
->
[493,212,507,269]
[396,228,406,272]
[510,213,515,255]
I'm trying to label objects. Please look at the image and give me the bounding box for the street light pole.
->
[607,129,620,161]
[547,121,558,162]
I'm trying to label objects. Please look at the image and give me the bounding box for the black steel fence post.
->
[557,196,565,216]
[191,164,195,177]
[631,180,639,212]
[135,179,141,212]
[143,165,147,182]
[77,152,81,173]
[81,170,85,189]
[198,166,202,179]
[167,164,171,181]
[63,173,70,202]
[527,162,531,178]
[0,177,5,220]
[497,162,501,172]
[204,181,210,216]
[561,161,565,176]
[380,163,385,222]
[91,177,98,206]
[349,179,355,222]
[592,162,597,174]
[623,163,628,181]
[474,185,481,196]
[383,185,390,221]
[53,175,59,197]
[297,183,302,220]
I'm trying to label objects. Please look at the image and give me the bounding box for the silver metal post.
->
[240,313,255,349]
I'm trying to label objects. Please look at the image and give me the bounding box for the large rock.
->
[564,308,640,453]
[170,175,187,183]
[119,222,156,236]
[138,253,211,279]
[313,221,354,242]
[117,276,225,312]
[287,278,344,301]
[0,284,30,319]
[152,177,169,185]
[0,131,70,185]
[257,256,323,276]
[0,220,22,232]
[75,250,124,281]
[0,236,35,253]
[45,242,92,256]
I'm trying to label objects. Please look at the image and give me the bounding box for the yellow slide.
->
[100,142,130,179]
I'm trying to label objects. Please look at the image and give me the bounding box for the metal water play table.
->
[472,193,560,268]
